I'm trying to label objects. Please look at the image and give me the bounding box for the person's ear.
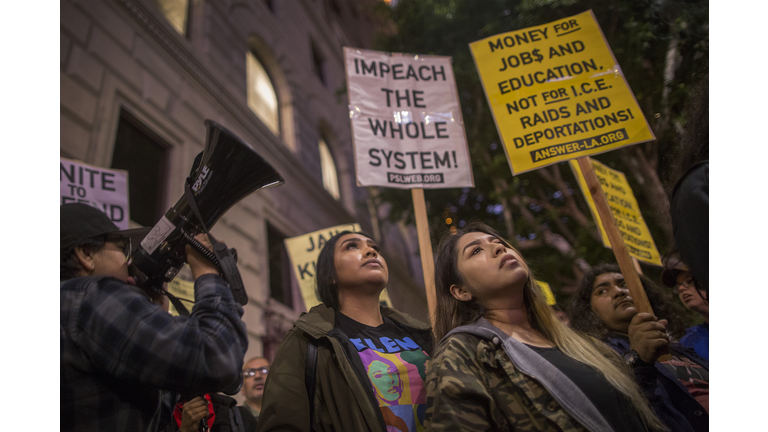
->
[74,246,96,275]
[450,284,473,302]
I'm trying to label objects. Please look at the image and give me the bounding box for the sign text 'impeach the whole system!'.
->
[345,47,474,189]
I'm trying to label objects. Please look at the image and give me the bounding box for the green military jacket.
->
[425,318,614,432]
[256,304,432,432]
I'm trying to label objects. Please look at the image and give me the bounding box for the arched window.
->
[246,51,280,136]
[152,0,189,35]
[318,139,340,200]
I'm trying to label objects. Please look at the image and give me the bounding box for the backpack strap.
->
[304,336,318,432]
[229,406,244,432]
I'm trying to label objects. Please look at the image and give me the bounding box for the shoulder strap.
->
[229,405,244,432]
[304,336,318,432]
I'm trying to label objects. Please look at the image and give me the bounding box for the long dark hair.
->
[433,221,542,342]
[315,230,376,310]
[432,224,665,430]
[568,264,691,340]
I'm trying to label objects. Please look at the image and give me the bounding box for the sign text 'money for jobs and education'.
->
[469,10,654,175]
[344,47,474,189]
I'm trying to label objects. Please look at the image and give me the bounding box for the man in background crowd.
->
[568,264,709,432]
[241,357,271,421]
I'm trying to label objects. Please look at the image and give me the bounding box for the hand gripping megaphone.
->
[129,119,285,307]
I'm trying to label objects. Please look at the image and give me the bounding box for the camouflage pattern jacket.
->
[425,318,617,432]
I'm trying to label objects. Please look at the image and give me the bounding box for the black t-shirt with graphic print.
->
[336,312,430,432]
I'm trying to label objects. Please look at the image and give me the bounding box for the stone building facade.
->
[60,0,429,373]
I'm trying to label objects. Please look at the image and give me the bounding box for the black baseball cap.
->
[60,203,151,252]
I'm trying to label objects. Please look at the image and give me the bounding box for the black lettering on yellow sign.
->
[497,59,599,94]
[610,206,640,224]
[575,97,611,116]
[548,40,586,58]
[625,243,652,259]
[488,28,551,52]
[520,107,571,129]
[515,110,634,149]
[619,231,652,248]
[607,194,633,210]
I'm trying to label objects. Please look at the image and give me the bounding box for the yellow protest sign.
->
[284,224,393,310]
[537,281,556,305]
[469,10,654,175]
[167,277,195,317]
[569,159,662,266]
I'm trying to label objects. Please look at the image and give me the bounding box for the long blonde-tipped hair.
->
[433,222,665,431]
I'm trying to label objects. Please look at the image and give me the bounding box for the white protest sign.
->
[344,47,474,189]
[60,158,131,229]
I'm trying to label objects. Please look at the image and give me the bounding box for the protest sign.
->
[284,223,392,310]
[60,158,131,229]
[344,47,474,189]
[167,278,195,317]
[469,10,654,175]
[569,158,662,266]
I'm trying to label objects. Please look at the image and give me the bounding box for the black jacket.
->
[164,393,257,432]
[670,161,709,291]
[607,333,708,432]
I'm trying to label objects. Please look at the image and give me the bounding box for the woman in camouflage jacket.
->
[424,222,664,431]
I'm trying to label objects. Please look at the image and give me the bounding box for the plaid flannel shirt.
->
[61,274,248,432]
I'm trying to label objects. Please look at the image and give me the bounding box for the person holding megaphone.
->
[60,203,249,432]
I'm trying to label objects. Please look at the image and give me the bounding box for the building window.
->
[111,111,169,227]
[318,139,340,200]
[152,0,189,35]
[246,51,280,136]
[267,223,293,307]
[311,42,326,86]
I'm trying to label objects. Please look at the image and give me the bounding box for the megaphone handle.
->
[182,181,249,306]
[182,231,224,270]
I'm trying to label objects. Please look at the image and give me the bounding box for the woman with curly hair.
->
[425,222,664,432]
[568,264,709,432]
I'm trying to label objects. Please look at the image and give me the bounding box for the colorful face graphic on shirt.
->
[358,349,428,407]
[338,314,430,432]
[367,359,403,402]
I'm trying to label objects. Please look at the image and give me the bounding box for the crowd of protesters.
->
[61,204,708,432]
[60,69,708,432]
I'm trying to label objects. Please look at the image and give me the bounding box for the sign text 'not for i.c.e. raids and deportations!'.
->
[343,47,474,189]
[569,158,662,266]
[60,158,131,229]
[283,223,392,310]
[469,10,655,175]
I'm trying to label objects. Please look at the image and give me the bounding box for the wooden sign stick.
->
[576,157,654,315]
[411,188,437,330]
